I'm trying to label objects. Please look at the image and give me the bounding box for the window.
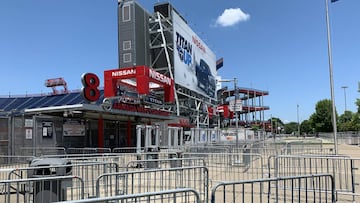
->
[123,53,132,63]
[123,40,131,50]
[122,5,131,22]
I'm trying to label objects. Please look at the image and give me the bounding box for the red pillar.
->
[98,117,104,148]
[127,119,132,147]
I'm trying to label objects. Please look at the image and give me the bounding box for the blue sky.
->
[0,0,359,123]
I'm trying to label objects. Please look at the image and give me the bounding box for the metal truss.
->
[149,12,217,127]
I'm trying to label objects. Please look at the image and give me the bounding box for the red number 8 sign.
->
[81,73,100,102]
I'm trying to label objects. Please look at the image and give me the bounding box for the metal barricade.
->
[252,140,330,157]
[41,153,127,172]
[113,147,144,153]
[54,188,201,203]
[66,148,111,154]
[211,174,335,203]
[269,154,360,202]
[97,151,187,169]
[0,155,35,171]
[6,161,118,199]
[0,175,84,203]
[20,147,66,156]
[125,157,206,170]
[184,145,231,153]
[183,152,264,185]
[0,156,35,181]
[95,166,209,202]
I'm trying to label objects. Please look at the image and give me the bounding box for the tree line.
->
[271,98,360,135]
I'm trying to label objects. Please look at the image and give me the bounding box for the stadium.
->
[0,0,269,153]
[1,1,358,203]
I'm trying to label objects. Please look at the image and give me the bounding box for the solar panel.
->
[3,97,28,111]
[0,98,13,110]
[26,96,48,109]
[0,90,105,113]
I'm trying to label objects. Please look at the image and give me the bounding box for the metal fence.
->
[0,175,84,203]
[3,161,118,199]
[66,147,112,154]
[0,141,355,202]
[250,139,332,156]
[268,154,360,202]
[0,156,35,181]
[19,147,67,156]
[0,155,35,169]
[55,188,201,203]
[183,152,265,185]
[113,147,144,153]
[125,157,206,170]
[95,166,209,202]
[184,145,232,153]
[211,174,335,203]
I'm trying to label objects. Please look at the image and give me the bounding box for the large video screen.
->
[172,10,217,99]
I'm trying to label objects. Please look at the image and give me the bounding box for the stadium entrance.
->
[0,66,180,156]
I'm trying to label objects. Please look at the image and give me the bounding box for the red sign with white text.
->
[104,66,174,103]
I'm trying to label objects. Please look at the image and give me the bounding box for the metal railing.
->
[19,147,66,156]
[268,154,360,202]
[0,175,84,203]
[211,174,335,203]
[183,152,265,185]
[4,161,118,198]
[125,157,206,170]
[0,142,356,202]
[66,147,111,154]
[55,188,201,203]
[95,166,209,202]
[0,155,35,169]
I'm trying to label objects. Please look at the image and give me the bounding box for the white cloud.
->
[215,8,250,27]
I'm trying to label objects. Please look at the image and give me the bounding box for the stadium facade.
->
[0,0,269,156]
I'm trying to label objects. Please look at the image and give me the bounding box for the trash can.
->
[242,145,251,166]
[145,147,159,168]
[169,151,183,168]
[28,158,72,203]
[286,142,292,154]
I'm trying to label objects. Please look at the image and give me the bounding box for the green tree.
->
[338,111,354,132]
[268,117,284,133]
[284,122,299,135]
[351,113,360,131]
[310,99,337,132]
[353,88,360,129]
[300,119,313,135]
[356,99,360,113]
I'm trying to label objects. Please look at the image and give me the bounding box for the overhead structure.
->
[148,2,217,127]
[45,78,69,95]
[116,0,268,128]
[217,87,269,128]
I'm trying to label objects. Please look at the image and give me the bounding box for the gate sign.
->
[229,99,242,112]
[104,66,174,103]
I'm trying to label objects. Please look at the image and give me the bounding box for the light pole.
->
[341,86,348,112]
[234,78,239,147]
[217,78,239,147]
[270,114,275,140]
[297,104,300,136]
[325,0,338,154]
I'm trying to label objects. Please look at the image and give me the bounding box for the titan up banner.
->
[172,10,217,99]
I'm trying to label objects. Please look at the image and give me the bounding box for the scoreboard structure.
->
[117,1,218,127]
